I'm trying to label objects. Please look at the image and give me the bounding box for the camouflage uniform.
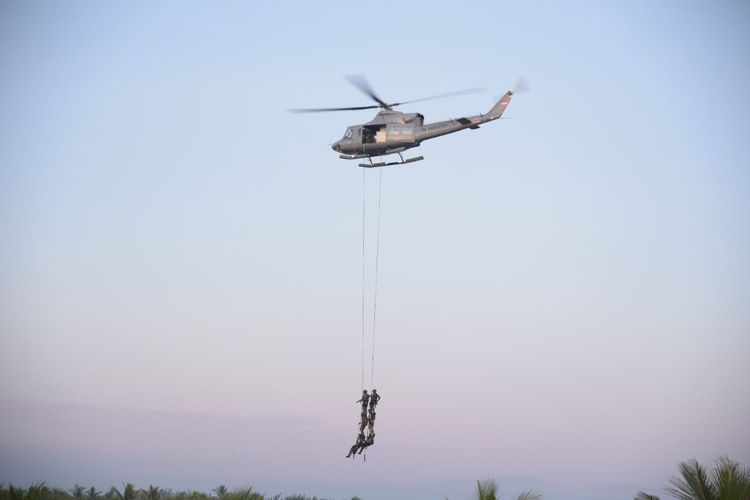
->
[360,422,375,453]
[364,430,375,448]
[346,431,366,458]
[369,389,381,409]
[356,390,370,410]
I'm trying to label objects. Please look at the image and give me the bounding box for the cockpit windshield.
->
[342,128,353,140]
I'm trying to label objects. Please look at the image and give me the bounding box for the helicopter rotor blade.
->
[391,87,486,107]
[345,74,389,108]
[287,105,381,113]
[288,77,489,113]
[513,77,529,94]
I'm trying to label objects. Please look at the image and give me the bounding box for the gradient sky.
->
[1,2,749,499]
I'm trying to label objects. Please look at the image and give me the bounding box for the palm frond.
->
[516,489,541,500]
[634,492,659,500]
[8,484,25,500]
[709,455,750,499]
[25,483,47,500]
[665,459,716,500]
[476,478,498,500]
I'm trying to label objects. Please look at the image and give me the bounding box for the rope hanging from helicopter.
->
[360,167,383,391]
[360,169,366,392]
[370,168,382,389]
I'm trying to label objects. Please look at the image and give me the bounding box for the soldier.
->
[360,427,375,453]
[356,390,370,409]
[369,389,381,409]
[346,431,366,458]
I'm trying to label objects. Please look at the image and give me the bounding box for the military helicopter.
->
[290,75,519,167]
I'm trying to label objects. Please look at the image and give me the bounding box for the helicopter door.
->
[362,125,385,144]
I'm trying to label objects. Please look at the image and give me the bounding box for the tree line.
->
[2,455,748,500]
[0,484,343,500]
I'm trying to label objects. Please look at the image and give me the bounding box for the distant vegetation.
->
[2,455,748,500]
[0,484,341,500]
[473,478,540,500]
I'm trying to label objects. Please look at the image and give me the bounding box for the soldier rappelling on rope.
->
[370,389,380,409]
[346,387,382,458]
[357,390,370,409]
[346,430,367,458]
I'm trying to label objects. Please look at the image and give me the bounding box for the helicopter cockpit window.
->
[343,128,353,140]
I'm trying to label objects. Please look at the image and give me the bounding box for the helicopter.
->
[290,75,518,167]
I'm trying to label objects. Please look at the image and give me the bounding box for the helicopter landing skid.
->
[358,153,424,168]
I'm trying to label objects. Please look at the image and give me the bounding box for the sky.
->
[1,1,749,499]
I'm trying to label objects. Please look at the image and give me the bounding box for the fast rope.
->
[360,168,384,391]
[370,168,382,388]
[361,168,366,392]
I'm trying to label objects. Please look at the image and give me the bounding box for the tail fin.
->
[487,91,513,119]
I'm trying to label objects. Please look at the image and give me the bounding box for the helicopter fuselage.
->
[331,91,513,160]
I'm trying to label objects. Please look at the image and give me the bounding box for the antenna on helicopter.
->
[288,75,484,113]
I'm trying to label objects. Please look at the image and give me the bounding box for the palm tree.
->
[475,478,541,500]
[140,486,161,500]
[71,485,86,500]
[86,487,100,500]
[7,484,27,500]
[665,455,750,500]
[7,483,47,500]
[108,484,137,500]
